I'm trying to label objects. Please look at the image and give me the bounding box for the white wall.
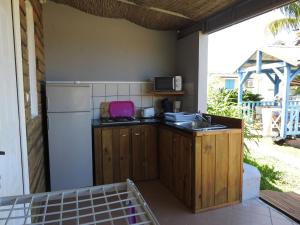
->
[43,1,177,81]
[176,32,208,112]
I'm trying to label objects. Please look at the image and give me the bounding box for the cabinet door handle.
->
[121,134,127,137]
[134,133,140,136]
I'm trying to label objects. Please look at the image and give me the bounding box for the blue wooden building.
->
[237,46,300,138]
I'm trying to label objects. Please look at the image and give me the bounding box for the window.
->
[25,0,38,118]
[225,79,235,90]
[245,80,254,88]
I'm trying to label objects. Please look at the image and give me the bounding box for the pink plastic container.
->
[108,101,135,118]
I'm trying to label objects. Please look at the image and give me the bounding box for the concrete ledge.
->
[243,163,261,201]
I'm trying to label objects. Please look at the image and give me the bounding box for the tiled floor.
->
[137,180,299,225]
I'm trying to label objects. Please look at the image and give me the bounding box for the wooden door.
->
[102,129,114,184]
[118,128,130,182]
[144,125,158,180]
[132,126,145,181]
[158,127,173,188]
[94,127,130,184]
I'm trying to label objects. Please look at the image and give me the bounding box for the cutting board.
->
[100,102,110,118]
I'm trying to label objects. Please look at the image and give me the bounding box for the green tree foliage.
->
[207,88,283,191]
[207,88,262,140]
[267,1,300,36]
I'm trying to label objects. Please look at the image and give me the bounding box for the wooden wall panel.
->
[20,0,47,193]
[102,129,113,184]
[201,135,216,208]
[228,132,242,202]
[215,133,229,205]
[194,137,202,210]
[183,136,192,208]
[119,128,130,182]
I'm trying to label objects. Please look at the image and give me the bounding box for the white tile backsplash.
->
[90,81,177,119]
[118,95,130,101]
[130,96,142,108]
[130,83,141,95]
[105,96,118,102]
[105,83,118,96]
[93,108,101,120]
[141,96,153,108]
[118,83,130,96]
[93,96,106,109]
[92,83,105,96]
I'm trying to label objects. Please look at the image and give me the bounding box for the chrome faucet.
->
[195,111,212,125]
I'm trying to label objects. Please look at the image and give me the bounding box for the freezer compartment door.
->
[48,112,92,191]
[46,84,91,112]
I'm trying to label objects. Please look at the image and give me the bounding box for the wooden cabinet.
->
[93,125,158,185]
[158,125,243,212]
[132,125,158,181]
[94,115,243,213]
[158,126,193,208]
[94,127,130,184]
[194,131,243,212]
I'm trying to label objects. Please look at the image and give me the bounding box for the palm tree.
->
[267,1,300,36]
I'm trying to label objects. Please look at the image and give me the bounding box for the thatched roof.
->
[50,0,294,35]
[51,0,237,30]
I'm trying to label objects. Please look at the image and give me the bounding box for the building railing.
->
[241,100,300,136]
[286,106,300,136]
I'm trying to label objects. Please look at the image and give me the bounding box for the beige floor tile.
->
[136,180,295,225]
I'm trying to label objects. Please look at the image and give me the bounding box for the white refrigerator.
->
[46,83,93,191]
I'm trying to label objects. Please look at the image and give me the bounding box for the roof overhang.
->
[49,0,295,38]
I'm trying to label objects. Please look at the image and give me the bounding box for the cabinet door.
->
[132,126,145,181]
[93,128,103,185]
[119,128,130,182]
[102,129,114,184]
[144,125,158,180]
[112,128,130,183]
[158,127,173,189]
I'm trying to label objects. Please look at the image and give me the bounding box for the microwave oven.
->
[154,76,182,91]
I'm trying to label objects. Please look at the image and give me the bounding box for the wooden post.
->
[274,75,280,97]
[256,51,262,74]
[238,71,243,104]
[280,64,291,138]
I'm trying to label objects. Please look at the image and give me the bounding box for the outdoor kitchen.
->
[0,0,297,224]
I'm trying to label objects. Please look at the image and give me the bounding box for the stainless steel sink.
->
[173,121,227,131]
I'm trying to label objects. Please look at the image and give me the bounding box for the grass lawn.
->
[245,137,300,194]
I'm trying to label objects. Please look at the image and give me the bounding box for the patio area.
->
[137,180,298,225]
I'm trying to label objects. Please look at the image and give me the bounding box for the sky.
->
[208,9,297,74]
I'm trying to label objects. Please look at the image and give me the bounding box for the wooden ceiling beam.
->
[179,0,296,39]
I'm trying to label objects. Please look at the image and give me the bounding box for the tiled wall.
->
[91,82,174,119]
